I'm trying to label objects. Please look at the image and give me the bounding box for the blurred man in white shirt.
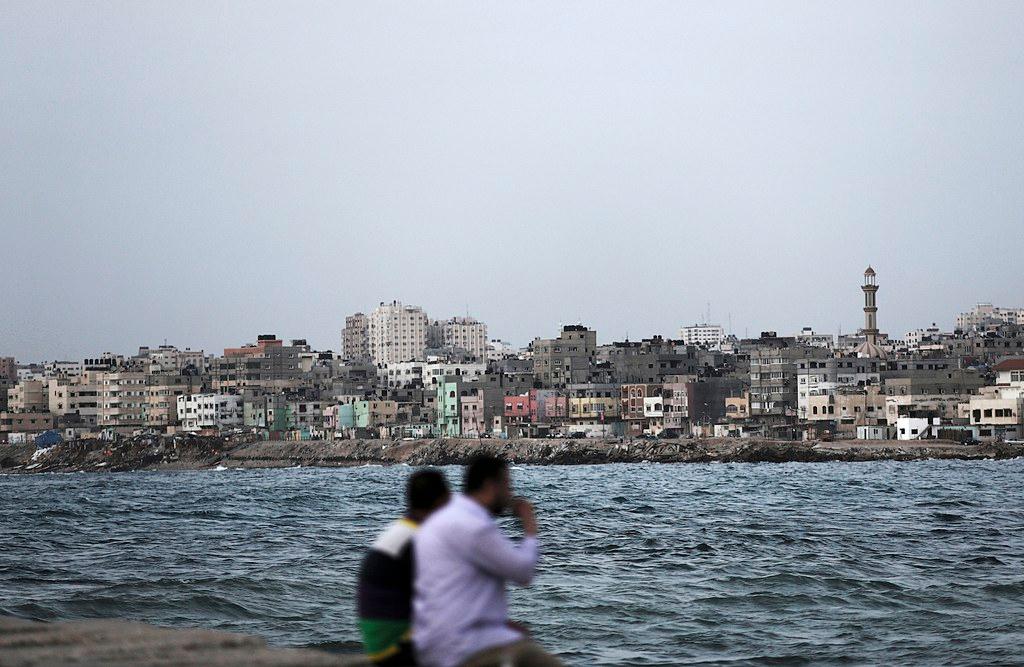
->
[413,455,561,667]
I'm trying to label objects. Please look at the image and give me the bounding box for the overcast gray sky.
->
[2,1,1023,361]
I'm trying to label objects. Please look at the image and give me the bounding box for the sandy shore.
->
[2,435,1022,474]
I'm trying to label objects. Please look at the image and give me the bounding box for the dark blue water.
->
[2,460,1024,665]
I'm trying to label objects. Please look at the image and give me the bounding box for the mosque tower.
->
[855,266,886,358]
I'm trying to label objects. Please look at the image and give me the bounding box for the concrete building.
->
[686,377,747,428]
[97,371,149,431]
[678,324,724,348]
[486,340,516,363]
[896,416,942,440]
[46,378,70,415]
[964,358,1024,440]
[342,313,370,363]
[565,384,620,436]
[212,335,304,392]
[0,357,17,382]
[957,303,1024,332]
[796,355,882,420]
[725,392,750,421]
[905,324,944,352]
[620,383,661,435]
[224,334,284,358]
[16,364,44,381]
[806,386,886,431]
[368,301,428,365]
[748,334,812,423]
[83,353,123,372]
[605,337,698,384]
[881,361,984,397]
[44,361,83,378]
[532,325,597,388]
[8,380,47,413]
[354,399,398,430]
[288,399,328,434]
[137,346,206,374]
[442,317,488,360]
[965,390,1023,440]
[420,361,486,387]
[0,411,57,442]
[884,393,969,428]
[794,327,834,349]
[459,389,486,437]
[177,394,243,433]
[147,374,199,431]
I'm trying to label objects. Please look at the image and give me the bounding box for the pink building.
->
[461,393,485,437]
[504,394,532,425]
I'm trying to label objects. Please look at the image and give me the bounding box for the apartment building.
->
[965,358,1024,440]
[368,301,428,365]
[342,313,370,362]
[796,355,882,420]
[137,345,206,374]
[97,371,149,431]
[441,317,488,360]
[532,325,597,388]
[177,394,243,433]
[748,335,813,421]
[0,357,16,382]
[8,380,47,412]
[147,374,199,431]
[678,324,724,348]
[956,303,1024,331]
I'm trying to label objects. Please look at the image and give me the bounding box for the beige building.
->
[806,386,885,430]
[67,374,102,428]
[46,378,71,415]
[442,317,488,360]
[98,371,149,431]
[368,301,428,365]
[725,393,750,420]
[8,380,47,413]
[147,374,200,431]
[964,359,1024,439]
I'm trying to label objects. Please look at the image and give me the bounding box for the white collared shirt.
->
[413,493,539,667]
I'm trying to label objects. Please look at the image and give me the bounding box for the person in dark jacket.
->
[358,469,450,665]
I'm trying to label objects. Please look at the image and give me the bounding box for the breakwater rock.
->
[3,435,1022,473]
[0,615,367,666]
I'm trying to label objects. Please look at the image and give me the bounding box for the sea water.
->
[2,460,1023,665]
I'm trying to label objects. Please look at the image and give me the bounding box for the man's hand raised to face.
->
[511,497,537,536]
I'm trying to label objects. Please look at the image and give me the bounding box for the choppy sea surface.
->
[2,460,1024,665]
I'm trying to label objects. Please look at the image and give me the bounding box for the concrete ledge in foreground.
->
[0,616,369,666]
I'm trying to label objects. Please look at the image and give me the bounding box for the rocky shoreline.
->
[2,435,1022,474]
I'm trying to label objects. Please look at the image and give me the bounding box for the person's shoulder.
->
[423,496,492,537]
[370,518,417,559]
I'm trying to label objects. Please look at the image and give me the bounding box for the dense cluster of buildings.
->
[3,272,1024,445]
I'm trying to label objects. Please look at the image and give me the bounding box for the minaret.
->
[861,266,878,345]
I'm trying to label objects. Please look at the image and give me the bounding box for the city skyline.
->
[3,281,1019,363]
[4,3,1024,360]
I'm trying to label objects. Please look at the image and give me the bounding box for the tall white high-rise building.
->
[678,323,724,348]
[442,317,488,360]
[368,301,429,365]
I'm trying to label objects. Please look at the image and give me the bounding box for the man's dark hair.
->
[464,454,508,493]
[407,469,449,511]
